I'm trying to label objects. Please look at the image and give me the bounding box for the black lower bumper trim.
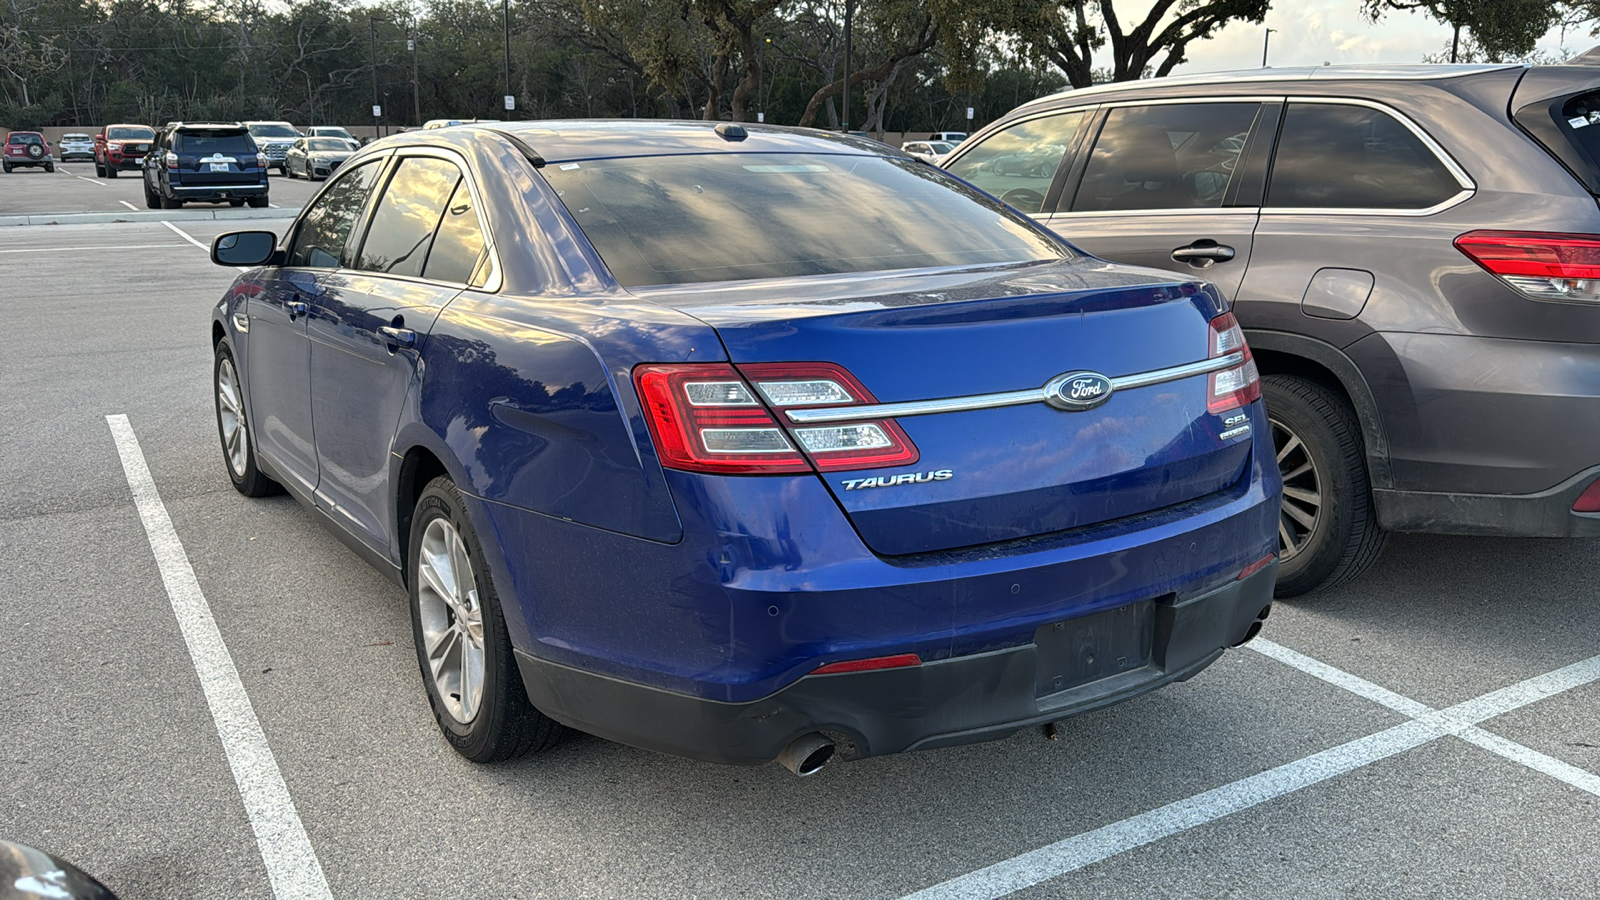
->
[1375,465,1600,537]
[514,562,1277,766]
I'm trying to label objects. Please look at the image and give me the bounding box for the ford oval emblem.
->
[1044,371,1114,411]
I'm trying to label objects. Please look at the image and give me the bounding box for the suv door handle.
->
[378,325,416,349]
[1171,241,1236,265]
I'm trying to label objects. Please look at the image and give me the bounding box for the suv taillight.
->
[256,152,267,168]
[164,150,178,169]
[1455,230,1600,303]
[633,362,917,475]
[1207,313,1260,414]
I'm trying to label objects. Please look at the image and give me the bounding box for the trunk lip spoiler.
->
[784,352,1245,424]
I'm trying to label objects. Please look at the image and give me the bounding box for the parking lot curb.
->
[0,208,301,227]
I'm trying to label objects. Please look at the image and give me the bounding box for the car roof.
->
[460,119,899,163]
[1015,63,1524,111]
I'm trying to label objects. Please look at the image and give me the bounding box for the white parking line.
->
[161,219,210,251]
[106,415,333,900]
[900,640,1600,900]
[119,200,138,211]
[64,171,105,186]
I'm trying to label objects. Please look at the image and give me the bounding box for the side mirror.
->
[212,231,279,267]
[0,839,120,899]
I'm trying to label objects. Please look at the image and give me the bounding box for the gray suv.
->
[945,63,1600,596]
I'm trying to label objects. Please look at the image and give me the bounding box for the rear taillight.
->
[255,152,267,168]
[1207,312,1260,414]
[1574,479,1600,513]
[738,362,918,471]
[633,362,918,475]
[1455,230,1600,303]
[164,150,178,169]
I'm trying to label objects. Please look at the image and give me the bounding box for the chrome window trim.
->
[1048,207,1263,220]
[784,353,1244,424]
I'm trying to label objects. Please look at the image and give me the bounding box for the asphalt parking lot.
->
[0,159,319,215]
[3,171,1600,900]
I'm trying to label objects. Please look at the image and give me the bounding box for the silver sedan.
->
[284,137,358,180]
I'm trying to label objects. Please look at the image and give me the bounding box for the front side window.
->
[288,161,382,268]
[355,157,462,278]
[540,153,1067,287]
[1266,103,1461,210]
[943,112,1086,214]
[1072,102,1260,213]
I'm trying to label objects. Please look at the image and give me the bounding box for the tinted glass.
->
[174,131,255,155]
[944,113,1085,214]
[540,153,1067,287]
[1073,103,1259,212]
[64,134,90,141]
[108,126,154,140]
[305,139,350,152]
[356,157,460,277]
[249,123,299,138]
[288,161,381,268]
[1267,103,1460,209]
[9,134,42,145]
[424,179,487,284]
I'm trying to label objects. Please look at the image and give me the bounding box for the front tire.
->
[105,166,118,178]
[214,342,282,498]
[1263,375,1387,597]
[408,477,564,763]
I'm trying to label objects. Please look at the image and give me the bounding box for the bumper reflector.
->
[1238,553,1276,581]
[813,653,922,675]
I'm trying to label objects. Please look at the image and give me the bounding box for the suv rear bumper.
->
[1376,465,1600,536]
[514,563,1276,766]
[169,183,268,201]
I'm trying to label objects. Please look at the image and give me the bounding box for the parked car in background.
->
[144,122,269,208]
[929,131,967,143]
[205,121,1277,774]
[94,123,156,177]
[284,136,357,180]
[3,132,54,173]
[422,118,500,129]
[244,120,302,174]
[57,133,94,161]
[945,61,1600,596]
[306,125,355,142]
[900,140,956,164]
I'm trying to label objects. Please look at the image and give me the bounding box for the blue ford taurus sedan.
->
[207,121,1280,775]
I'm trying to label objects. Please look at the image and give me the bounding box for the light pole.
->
[503,0,513,119]
[1262,27,1276,68]
[409,18,421,127]
[841,0,854,133]
[369,15,380,138]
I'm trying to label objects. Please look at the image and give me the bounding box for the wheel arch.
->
[1245,329,1392,490]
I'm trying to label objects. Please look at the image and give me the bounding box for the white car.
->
[57,133,95,161]
[929,131,967,143]
[900,140,957,164]
[306,125,355,142]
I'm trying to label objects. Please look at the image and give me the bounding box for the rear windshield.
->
[175,131,255,155]
[63,134,90,141]
[8,134,42,144]
[248,123,299,138]
[108,126,154,141]
[540,153,1067,286]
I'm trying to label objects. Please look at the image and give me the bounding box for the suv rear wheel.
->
[1263,375,1388,597]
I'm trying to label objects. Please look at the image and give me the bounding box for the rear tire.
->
[44,162,54,173]
[214,342,282,498]
[2,162,10,174]
[247,196,268,208]
[228,199,245,207]
[1263,375,1388,597]
[143,181,159,209]
[94,159,105,177]
[105,166,118,178]
[159,193,181,209]
[408,476,565,763]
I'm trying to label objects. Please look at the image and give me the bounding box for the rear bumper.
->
[169,183,268,201]
[1376,464,1600,536]
[516,562,1276,765]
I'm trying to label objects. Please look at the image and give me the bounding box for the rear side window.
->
[289,161,382,268]
[424,180,487,284]
[355,157,461,278]
[1266,103,1461,210]
[944,112,1086,214]
[1072,102,1260,213]
[175,131,255,156]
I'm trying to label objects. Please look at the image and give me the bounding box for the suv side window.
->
[943,111,1086,214]
[354,156,463,278]
[1266,102,1461,210]
[1071,103,1261,213]
[288,161,382,268]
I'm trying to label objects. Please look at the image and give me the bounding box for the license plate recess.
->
[1034,601,1154,698]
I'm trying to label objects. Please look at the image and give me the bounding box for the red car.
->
[3,132,54,173]
[94,123,156,178]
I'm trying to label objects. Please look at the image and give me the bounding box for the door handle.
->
[287,300,308,319]
[378,325,417,349]
[1171,241,1236,265]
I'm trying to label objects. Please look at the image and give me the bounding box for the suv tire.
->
[1263,375,1388,597]
[408,476,566,762]
[44,162,54,173]
[144,182,159,209]
[2,162,10,174]
[160,193,181,209]
[247,196,268,209]
[105,166,118,178]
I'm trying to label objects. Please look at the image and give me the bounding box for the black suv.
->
[946,62,1600,596]
[144,122,270,208]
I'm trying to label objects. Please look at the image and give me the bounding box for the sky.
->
[1168,0,1598,74]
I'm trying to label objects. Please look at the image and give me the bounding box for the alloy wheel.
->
[1270,416,1322,562]
[416,518,486,725]
[215,357,249,477]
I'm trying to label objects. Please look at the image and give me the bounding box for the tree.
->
[990,0,1270,90]
[1363,0,1561,62]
